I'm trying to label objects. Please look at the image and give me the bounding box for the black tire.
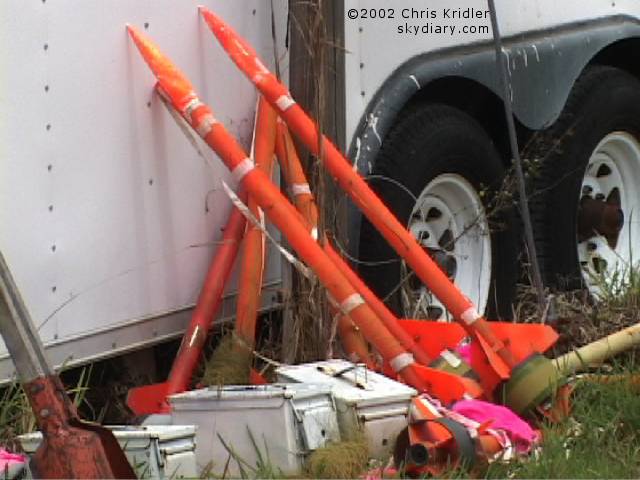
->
[358,104,519,320]
[528,66,640,290]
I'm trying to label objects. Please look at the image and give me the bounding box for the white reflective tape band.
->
[195,114,218,137]
[183,98,204,122]
[275,94,296,112]
[390,353,415,373]
[339,293,365,314]
[461,307,480,325]
[232,158,255,183]
[291,183,311,196]
[310,227,319,241]
[419,397,441,417]
[440,349,462,368]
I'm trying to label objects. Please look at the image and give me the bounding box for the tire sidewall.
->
[359,105,518,318]
[534,69,640,288]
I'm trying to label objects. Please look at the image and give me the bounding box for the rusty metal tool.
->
[0,251,136,479]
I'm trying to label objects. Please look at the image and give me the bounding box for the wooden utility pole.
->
[282,0,347,362]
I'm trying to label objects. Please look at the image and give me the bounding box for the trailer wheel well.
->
[590,37,640,80]
[394,36,640,167]
[399,76,521,166]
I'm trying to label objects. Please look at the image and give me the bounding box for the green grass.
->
[0,364,93,447]
[486,370,640,479]
[0,383,36,446]
[489,260,640,479]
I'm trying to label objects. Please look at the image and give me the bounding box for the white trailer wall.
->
[0,0,288,379]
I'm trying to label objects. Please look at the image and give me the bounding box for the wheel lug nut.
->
[587,242,598,251]
[595,193,605,201]
[582,185,593,195]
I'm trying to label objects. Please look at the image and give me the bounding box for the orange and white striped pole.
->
[127,26,432,393]
[234,97,276,349]
[274,119,371,366]
[275,120,433,366]
[199,8,515,378]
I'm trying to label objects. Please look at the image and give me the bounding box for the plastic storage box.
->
[18,425,197,479]
[169,383,340,476]
[276,360,417,458]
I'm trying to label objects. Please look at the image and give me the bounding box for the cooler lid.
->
[276,360,417,406]
[168,383,333,406]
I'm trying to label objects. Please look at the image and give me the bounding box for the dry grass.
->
[306,433,369,479]
[513,274,640,358]
[201,334,252,386]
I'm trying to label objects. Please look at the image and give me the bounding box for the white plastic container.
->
[169,383,340,476]
[18,425,197,479]
[276,360,417,459]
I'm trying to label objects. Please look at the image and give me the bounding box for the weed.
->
[306,433,369,479]
[201,334,252,387]
[0,383,35,448]
[589,259,640,310]
[214,427,285,480]
[0,365,93,450]
[487,372,640,479]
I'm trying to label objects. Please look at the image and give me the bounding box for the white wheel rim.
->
[401,174,492,320]
[578,132,640,296]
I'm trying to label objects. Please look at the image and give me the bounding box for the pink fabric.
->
[0,448,26,473]
[362,467,398,479]
[452,399,540,453]
[455,343,472,365]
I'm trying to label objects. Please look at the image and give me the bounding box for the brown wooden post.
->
[282,0,346,362]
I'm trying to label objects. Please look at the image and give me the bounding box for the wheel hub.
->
[577,195,624,248]
[577,132,640,294]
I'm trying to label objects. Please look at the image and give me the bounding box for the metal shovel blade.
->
[27,375,137,479]
[0,252,135,479]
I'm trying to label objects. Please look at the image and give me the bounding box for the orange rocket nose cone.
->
[198,6,224,33]
[127,25,197,112]
[199,7,258,59]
